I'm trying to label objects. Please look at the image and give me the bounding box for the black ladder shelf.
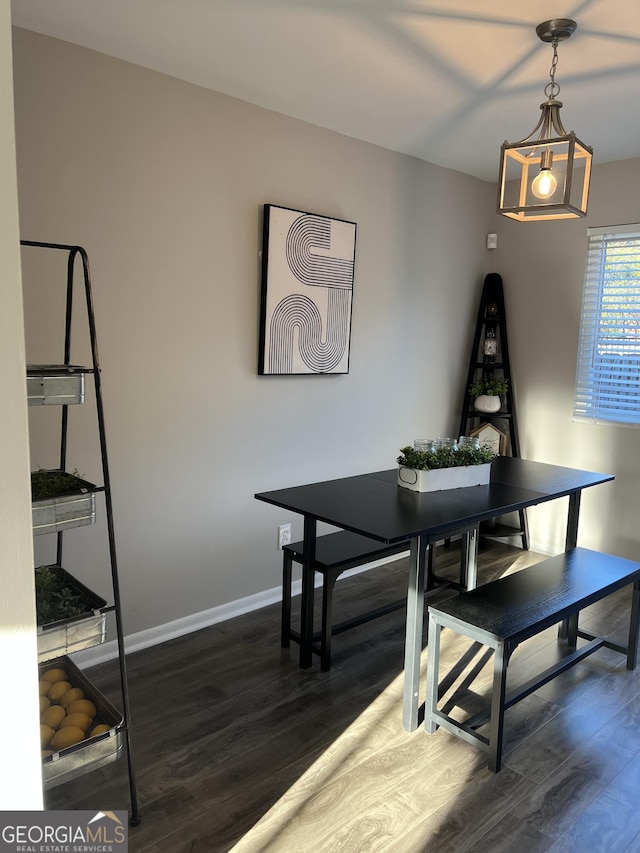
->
[22,240,140,825]
[459,273,529,549]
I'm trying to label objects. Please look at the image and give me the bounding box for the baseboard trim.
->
[72,536,554,670]
[528,538,556,557]
[72,550,409,669]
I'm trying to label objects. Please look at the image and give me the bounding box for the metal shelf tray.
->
[27,365,88,406]
[41,655,124,788]
[36,565,107,662]
[32,471,98,536]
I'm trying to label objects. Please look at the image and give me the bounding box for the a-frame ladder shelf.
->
[22,240,141,826]
[459,273,529,549]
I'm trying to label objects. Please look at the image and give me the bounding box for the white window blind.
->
[574,224,640,425]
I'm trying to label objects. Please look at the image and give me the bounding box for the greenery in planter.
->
[31,468,84,500]
[397,444,496,471]
[35,566,96,625]
[469,374,508,397]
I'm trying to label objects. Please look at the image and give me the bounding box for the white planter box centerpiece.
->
[396,443,496,493]
[397,463,491,492]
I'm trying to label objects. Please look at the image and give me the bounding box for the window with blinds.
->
[574,224,640,425]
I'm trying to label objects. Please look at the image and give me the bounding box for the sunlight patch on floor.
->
[229,646,485,853]
[229,550,544,852]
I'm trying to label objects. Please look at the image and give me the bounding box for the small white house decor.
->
[397,444,496,493]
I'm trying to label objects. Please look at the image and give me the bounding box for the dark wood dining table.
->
[255,456,613,731]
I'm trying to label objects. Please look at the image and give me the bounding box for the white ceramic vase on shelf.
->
[474,394,501,414]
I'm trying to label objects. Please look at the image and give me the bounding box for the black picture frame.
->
[258,204,357,375]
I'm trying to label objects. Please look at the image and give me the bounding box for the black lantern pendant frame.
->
[497,18,593,222]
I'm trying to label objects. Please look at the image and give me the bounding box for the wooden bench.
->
[282,528,478,671]
[282,531,409,671]
[425,547,640,772]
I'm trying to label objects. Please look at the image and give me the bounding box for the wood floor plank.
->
[504,660,640,781]
[463,811,557,853]
[508,722,639,838]
[547,783,640,852]
[391,765,537,853]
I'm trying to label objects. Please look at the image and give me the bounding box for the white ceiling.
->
[10,0,640,182]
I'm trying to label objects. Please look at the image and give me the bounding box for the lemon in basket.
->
[41,667,68,684]
[50,726,85,751]
[60,687,85,709]
[40,724,54,749]
[47,681,72,703]
[66,698,97,718]
[41,705,66,730]
[60,712,92,733]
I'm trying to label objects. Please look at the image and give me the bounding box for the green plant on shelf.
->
[31,468,84,500]
[35,566,93,624]
[397,444,496,471]
[469,374,508,397]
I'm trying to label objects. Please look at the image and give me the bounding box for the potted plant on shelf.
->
[35,564,106,627]
[397,443,496,492]
[469,374,508,414]
[31,473,107,659]
[31,468,89,499]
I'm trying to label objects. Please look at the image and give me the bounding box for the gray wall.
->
[491,158,640,557]
[12,28,496,639]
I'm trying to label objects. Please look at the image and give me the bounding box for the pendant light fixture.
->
[497,19,592,222]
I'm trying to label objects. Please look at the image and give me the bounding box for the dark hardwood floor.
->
[44,540,640,852]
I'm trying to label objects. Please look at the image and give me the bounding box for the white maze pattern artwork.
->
[259,205,356,375]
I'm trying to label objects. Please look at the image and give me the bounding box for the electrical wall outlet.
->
[277,523,292,550]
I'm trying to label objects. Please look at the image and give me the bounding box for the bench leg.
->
[299,517,317,669]
[281,551,293,648]
[425,616,442,734]
[460,526,479,590]
[566,612,579,649]
[321,570,336,672]
[627,578,640,670]
[488,640,508,773]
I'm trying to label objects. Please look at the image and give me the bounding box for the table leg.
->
[560,491,582,639]
[424,616,441,734]
[565,490,581,551]
[402,533,427,732]
[281,550,293,648]
[299,516,317,669]
[627,578,640,670]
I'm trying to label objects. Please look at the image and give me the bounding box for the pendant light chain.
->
[544,40,561,100]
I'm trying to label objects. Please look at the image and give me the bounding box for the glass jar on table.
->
[458,435,480,450]
[436,437,458,451]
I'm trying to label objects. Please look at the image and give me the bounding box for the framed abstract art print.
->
[258,204,357,375]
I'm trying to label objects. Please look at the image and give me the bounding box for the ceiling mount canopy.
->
[497,18,593,222]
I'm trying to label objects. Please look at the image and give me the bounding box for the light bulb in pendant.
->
[531,168,557,199]
[531,148,556,199]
